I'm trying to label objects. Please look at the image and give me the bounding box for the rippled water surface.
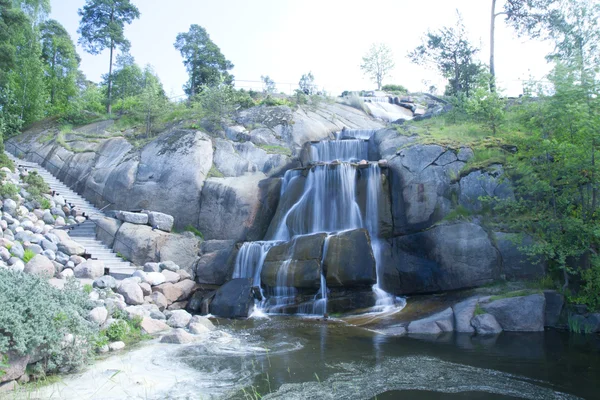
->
[178,317,599,399]
[30,316,600,399]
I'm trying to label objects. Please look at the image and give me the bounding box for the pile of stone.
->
[0,166,88,278]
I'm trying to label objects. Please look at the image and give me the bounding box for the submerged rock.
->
[209,278,254,318]
[471,314,502,335]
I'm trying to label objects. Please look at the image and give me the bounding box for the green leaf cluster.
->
[0,270,96,374]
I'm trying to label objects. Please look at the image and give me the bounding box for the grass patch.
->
[0,182,19,200]
[473,303,485,316]
[0,152,15,171]
[489,289,538,302]
[443,205,472,222]
[83,284,93,295]
[207,165,224,178]
[257,144,292,157]
[22,249,36,263]
[525,275,556,290]
[184,225,204,239]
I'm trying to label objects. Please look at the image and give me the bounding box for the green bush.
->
[0,270,96,374]
[0,182,18,199]
[23,171,50,202]
[104,319,130,342]
[382,84,408,94]
[0,152,15,171]
[571,257,600,312]
[184,225,204,239]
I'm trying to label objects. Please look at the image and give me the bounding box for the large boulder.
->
[24,255,55,277]
[481,293,545,332]
[383,223,500,295]
[209,278,255,318]
[324,229,376,288]
[146,211,174,232]
[495,232,545,280]
[261,233,326,289]
[195,240,236,285]
[116,211,148,225]
[197,175,280,242]
[407,307,454,335]
[158,233,201,275]
[73,260,105,279]
[117,278,145,305]
[452,297,479,333]
[51,230,85,256]
[471,313,503,335]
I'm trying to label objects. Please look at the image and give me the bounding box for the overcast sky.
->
[50,0,555,97]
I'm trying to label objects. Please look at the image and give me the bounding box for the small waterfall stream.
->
[232,129,398,316]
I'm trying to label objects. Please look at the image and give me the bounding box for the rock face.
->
[195,240,236,285]
[481,293,545,332]
[495,232,545,280]
[384,223,500,294]
[209,278,255,318]
[113,223,200,274]
[471,314,502,335]
[324,229,376,288]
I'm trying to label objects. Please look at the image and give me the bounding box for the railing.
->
[5,141,139,262]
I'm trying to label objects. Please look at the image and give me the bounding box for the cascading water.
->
[231,128,399,316]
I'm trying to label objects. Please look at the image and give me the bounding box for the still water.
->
[175,317,599,399]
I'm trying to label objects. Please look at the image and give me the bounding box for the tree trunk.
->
[107,40,114,115]
[490,0,497,91]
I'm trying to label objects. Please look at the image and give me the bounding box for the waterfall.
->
[270,163,363,240]
[234,127,399,317]
[232,241,281,287]
[363,164,396,310]
[311,140,368,162]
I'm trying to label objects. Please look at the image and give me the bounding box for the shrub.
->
[0,152,15,171]
[104,320,130,342]
[382,84,408,94]
[571,257,600,312]
[184,225,204,239]
[0,270,96,374]
[0,182,18,199]
[23,171,50,202]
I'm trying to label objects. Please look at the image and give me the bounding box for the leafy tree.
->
[298,71,315,95]
[174,24,234,98]
[12,0,50,25]
[40,19,80,114]
[135,65,167,136]
[360,43,395,90]
[78,0,140,114]
[409,12,484,97]
[464,74,506,135]
[261,75,276,94]
[104,53,144,113]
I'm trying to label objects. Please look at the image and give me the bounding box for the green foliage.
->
[570,257,600,311]
[184,225,204,239]
[409,12,484,97]
[39,19,80,116]
[104,319,129,342]
[0,152,14,170]
[257,144,292,157]
[174,24,234,97]
[464,75,506,135]
[22,249,35,262]
[100,315,147,346]
[259,95,292,107]
[0,182,18,199]
[489,289,538,302]
[298,72,315,95]
[361,43,395,90]
[23,170,50,201]
[473,303,485,316]
[443,205,471,222]
[207,165,224,178]
[382,84,408,94]
[40,197,51,209]
[261,75,276,94]
[0,270,96,374]
[82,283,93,295]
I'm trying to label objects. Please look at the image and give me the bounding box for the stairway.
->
[5,152,136,279]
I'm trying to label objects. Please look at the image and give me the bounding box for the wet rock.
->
[160,328,195,344]
[453,297,479,333]
[209,278,254,318]
[459,165,514,212]
[262,233,326,289]
[471,314,502,335]
[140,317,171,335]
[482,293,545,332]
[167,310,192,328]
[195,240,236,285]
[407,307,454,335]
[324,229,376,288]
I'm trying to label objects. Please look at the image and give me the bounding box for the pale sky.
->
[50,0,555,98]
